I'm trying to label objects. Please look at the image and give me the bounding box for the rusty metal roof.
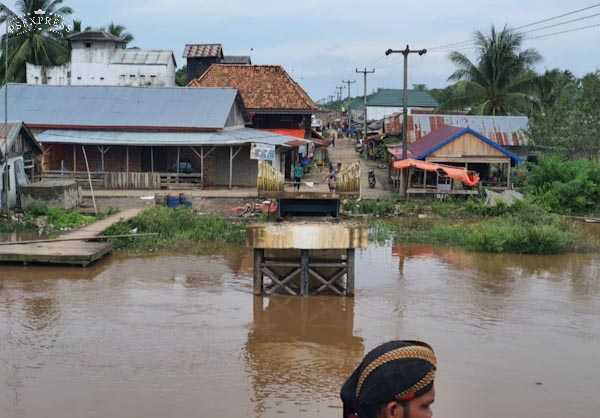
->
[183,44,223,58]
[398,114,529,147]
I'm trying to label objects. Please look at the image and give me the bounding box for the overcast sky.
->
[6,0,600,101]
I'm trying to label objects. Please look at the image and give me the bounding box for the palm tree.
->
[71,19,92,33]
[0,0,73,83]
[448,26,541,115]
[104,22,134,44]
[534,69,575,113]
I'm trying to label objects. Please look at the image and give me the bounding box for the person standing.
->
[326,164,337,192]
[293,160,304,191]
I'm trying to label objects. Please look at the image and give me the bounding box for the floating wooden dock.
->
[0,208,143,266]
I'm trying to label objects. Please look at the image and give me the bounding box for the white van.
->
[0,156,28,209]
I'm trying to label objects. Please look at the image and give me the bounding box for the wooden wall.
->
[431,133,505,158]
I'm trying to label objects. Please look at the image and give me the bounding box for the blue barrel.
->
[166,195,180,208]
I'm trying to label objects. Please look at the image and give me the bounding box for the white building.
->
[26,31,176,87]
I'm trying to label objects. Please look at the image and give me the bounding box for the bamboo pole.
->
[81,145,97,215]
[0,233,159,246]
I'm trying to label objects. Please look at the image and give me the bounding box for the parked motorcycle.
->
[368,169,376,188]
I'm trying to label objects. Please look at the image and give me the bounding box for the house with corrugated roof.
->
[0,84,305,190]
[0,121,43,209]
[387,126,522,194]
[26,31,177,87]
[366,88,439,120]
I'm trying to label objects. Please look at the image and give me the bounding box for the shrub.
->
[522,156,600,215]
[104,207,248,251]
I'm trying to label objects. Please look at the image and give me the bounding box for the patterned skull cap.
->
[340,340,436,417]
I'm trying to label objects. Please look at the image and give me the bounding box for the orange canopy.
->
[392,159,480,187]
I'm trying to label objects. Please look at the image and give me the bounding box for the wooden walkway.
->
[0,208,143,267]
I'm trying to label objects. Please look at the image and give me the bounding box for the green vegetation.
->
[1,0,73,83]
[0,204,117,234]
[445,26,541,115]
[519,156,600,215]
[104,207,248,252]
[348,198,593,254]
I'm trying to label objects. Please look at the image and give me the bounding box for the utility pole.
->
[336,86,343,104]
[356,68,375,142]
[341,79,355,132]
[384,45,427,198]
[1,17,9,213]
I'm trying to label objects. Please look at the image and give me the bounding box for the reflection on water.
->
[246,296,363,416]
[1,244,599,418]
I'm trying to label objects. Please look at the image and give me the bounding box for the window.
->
[47,76,52,80]
[140,75,145,78]
[150,75,156,78]
[77,76,82,80]
[129,74,135,78]
[34,76,39,80]
[85,42,92,48]
[100,77,104,81]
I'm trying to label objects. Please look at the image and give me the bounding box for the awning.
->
[37,127,303,147]
[260,128,313,147]
[392,159,480,187]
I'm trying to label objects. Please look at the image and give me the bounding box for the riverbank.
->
[348,197,599,254]
[101,199,599,256]
[0,205,119,237]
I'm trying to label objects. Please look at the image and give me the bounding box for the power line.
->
[428,2,600,51]
[526,22,600,40]
[514,2,600,30]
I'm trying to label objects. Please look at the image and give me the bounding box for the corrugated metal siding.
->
[383,114,529,146]
[0,84,237,129]
[110,50,174,65]
[37,127,300,147]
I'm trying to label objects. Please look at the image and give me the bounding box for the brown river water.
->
[1,240,599,418]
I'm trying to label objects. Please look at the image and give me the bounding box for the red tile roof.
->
[188,64,318,112]
[183,44,223,58]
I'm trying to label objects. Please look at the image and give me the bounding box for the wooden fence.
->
[41,171,203,190]
[257,161,284,194]
[336,162,360,193]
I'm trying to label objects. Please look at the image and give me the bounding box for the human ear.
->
[381,401,403,418]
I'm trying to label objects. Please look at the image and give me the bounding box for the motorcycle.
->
[368,169,376,189]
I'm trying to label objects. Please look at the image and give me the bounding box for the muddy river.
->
[1,242,599,418]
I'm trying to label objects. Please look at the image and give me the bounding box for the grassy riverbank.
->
[357,198,596,254]
[0,205,118,235]
[104,206,247,252]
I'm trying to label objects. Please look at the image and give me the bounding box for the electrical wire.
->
[428,2,600,51]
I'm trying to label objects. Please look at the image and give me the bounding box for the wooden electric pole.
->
[384,45,427,197]
[341,80,356,132]
[356,68,375,142]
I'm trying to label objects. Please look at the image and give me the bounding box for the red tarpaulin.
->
[392,159,480,187]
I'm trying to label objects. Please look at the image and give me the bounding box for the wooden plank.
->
[253,248,264,295]
[0,208,144,266]
[347,249,355,296]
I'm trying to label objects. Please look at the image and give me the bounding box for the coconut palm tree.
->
[0,0,73,83]
[104,22,134,44]
[448,26,542,115]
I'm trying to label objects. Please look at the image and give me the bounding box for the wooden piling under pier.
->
[0,208,143,266]
[247,221,367,297]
